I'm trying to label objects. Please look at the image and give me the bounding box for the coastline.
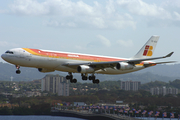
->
[51,109,140,120]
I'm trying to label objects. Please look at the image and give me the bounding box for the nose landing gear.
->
[15,65,21,74]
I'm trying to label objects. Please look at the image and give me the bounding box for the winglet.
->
[164,52,174,58]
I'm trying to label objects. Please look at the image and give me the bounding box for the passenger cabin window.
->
[5,51,14,54]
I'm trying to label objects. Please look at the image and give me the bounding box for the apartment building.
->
[121,81,141,91]
[150,86,178,96]
[41,74,69,96]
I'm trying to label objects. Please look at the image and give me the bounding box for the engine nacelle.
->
[77,65,94,73]
[116,62,134,70]
[38,68,55,73]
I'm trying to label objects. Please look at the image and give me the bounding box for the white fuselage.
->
[1,48,147,75]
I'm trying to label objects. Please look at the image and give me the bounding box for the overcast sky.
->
[0,0,179,63]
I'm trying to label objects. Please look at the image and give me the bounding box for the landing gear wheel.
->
[70,79,73,83]
[93,79,99,84]
[96,79,100,84]
[70,79,77,83]
[89,75,95,81]
[66,75,73,80]
[15,65,21,74]
[16,70,21,74]
[66,73,77,83]
[92,76,95,80]
[73,79,77,83]
[82,76,87,80]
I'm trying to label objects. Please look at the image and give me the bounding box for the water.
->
[0,116,179,120]
[0,115,86,120]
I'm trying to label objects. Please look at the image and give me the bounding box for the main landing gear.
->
[66,72,77,83]
[81,73,99,84]
[81,73,88,80]
[66,73,100,84]
[15,65,21,74]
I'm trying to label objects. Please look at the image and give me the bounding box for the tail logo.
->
[143,45,153,56]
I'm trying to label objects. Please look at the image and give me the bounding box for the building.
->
[26,91,41,97]
[74,102,85,106]
[150,86,178,96]
[121,81,141,91]
[41,74,69,96]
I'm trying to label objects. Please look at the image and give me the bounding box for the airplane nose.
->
[1,54,6,60]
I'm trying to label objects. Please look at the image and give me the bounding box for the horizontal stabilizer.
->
[151,61,177,64]
[164,52,174,58]
[144,61,177,67]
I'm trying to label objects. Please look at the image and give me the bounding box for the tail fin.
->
[132,35,160,59]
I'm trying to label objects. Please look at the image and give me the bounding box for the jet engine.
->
[38,68,55,73]
[77,65,94,73]
[116,62,134,70]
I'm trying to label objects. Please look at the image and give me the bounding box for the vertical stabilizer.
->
[132,36,159,59]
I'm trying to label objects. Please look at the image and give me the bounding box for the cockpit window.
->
[5,51,14,54]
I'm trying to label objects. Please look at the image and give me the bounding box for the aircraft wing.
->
[63,52,174,70]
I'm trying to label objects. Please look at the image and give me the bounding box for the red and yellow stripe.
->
[22,48,156,67]
[22,48,125,62]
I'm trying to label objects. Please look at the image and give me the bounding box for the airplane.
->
[1,35,175,84]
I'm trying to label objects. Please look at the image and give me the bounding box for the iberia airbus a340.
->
[1,36,174,84]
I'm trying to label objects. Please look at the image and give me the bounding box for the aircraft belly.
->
[17,55,87,72]
[29,56,81,72]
